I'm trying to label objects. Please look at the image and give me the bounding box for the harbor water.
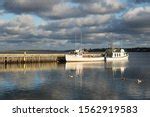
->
[0,52,149,100]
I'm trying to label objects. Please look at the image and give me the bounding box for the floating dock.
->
[0,52,65,63]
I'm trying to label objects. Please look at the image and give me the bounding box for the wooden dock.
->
[0,52,65,63]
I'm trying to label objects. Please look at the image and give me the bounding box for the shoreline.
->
[0,47,149,54]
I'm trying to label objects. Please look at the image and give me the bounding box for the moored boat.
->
[65,49,104,62]
[104,48,129,61]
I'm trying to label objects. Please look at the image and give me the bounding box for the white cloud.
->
[45,14,112,30]
[0,10,4,14]
[82,0,124,14]
[123,6,150,33]
[0,0,149,49]
[124,6,150,22]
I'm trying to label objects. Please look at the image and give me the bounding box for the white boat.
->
[65,49,104,62]
[105,48,129,61]
[65,48,128,62]
[65,31,128,62]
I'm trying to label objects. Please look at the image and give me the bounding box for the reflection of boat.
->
[105,60,128,79]
[66,62,105,88]
[105,48,128,61]
[65,50,104,62]
[66,62,104,78]
[105,59,128,68]
[65,62,104,70]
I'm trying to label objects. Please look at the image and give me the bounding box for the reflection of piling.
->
[0,62,63,72]
[0,53,65,64]
[23,51,26,63]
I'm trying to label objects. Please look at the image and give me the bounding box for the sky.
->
[0,0,150,50]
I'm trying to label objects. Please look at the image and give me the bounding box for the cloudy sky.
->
[0,0,150,50]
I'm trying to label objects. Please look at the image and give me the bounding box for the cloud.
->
[0,0,149,50]
[134,0,150,3]
[0,14,70,50]
[123,6,150,33]
[4,0,56,13]
[42,15,112,31]
[0,10,4,14]
[0,14,39,43]
[124,6,150,23]
[3,0,124,19]
[0,14,36,37]
[81,0,124,14]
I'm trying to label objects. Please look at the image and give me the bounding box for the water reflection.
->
[65,61,129,99]
[65,61,128,80]
[65,62,105,75]
[65,62,105,88]
[0,63,65,99]
[0,53,150,99]
[0,63,64,72]
[65,59,150,100]
[104,60,128,80]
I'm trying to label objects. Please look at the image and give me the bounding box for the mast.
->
[120,39,122,49]
[80,31,82,50]
[75,32,76,50]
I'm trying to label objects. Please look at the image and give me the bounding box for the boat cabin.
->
[105,48,127,58]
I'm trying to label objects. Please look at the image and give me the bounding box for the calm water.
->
[0,52,149,100]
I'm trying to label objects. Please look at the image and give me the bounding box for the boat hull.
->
[65,54,104,62]
[105,55,128,61]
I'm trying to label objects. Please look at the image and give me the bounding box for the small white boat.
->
[105,48,129,61]
[65,49,104,62]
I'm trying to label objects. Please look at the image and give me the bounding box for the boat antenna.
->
[80,31,82,50]
[120,39,122,49]
[75,32,76,50]
[111,33,114,49]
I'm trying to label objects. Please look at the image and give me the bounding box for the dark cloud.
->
[72,0,99,3]
[123,6,150,33]
[134,0,150,3]
[3,0,82,19]
[4,0,58,13]
[3,0,124,19]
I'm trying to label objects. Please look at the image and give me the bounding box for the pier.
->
[0,52,65,64]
